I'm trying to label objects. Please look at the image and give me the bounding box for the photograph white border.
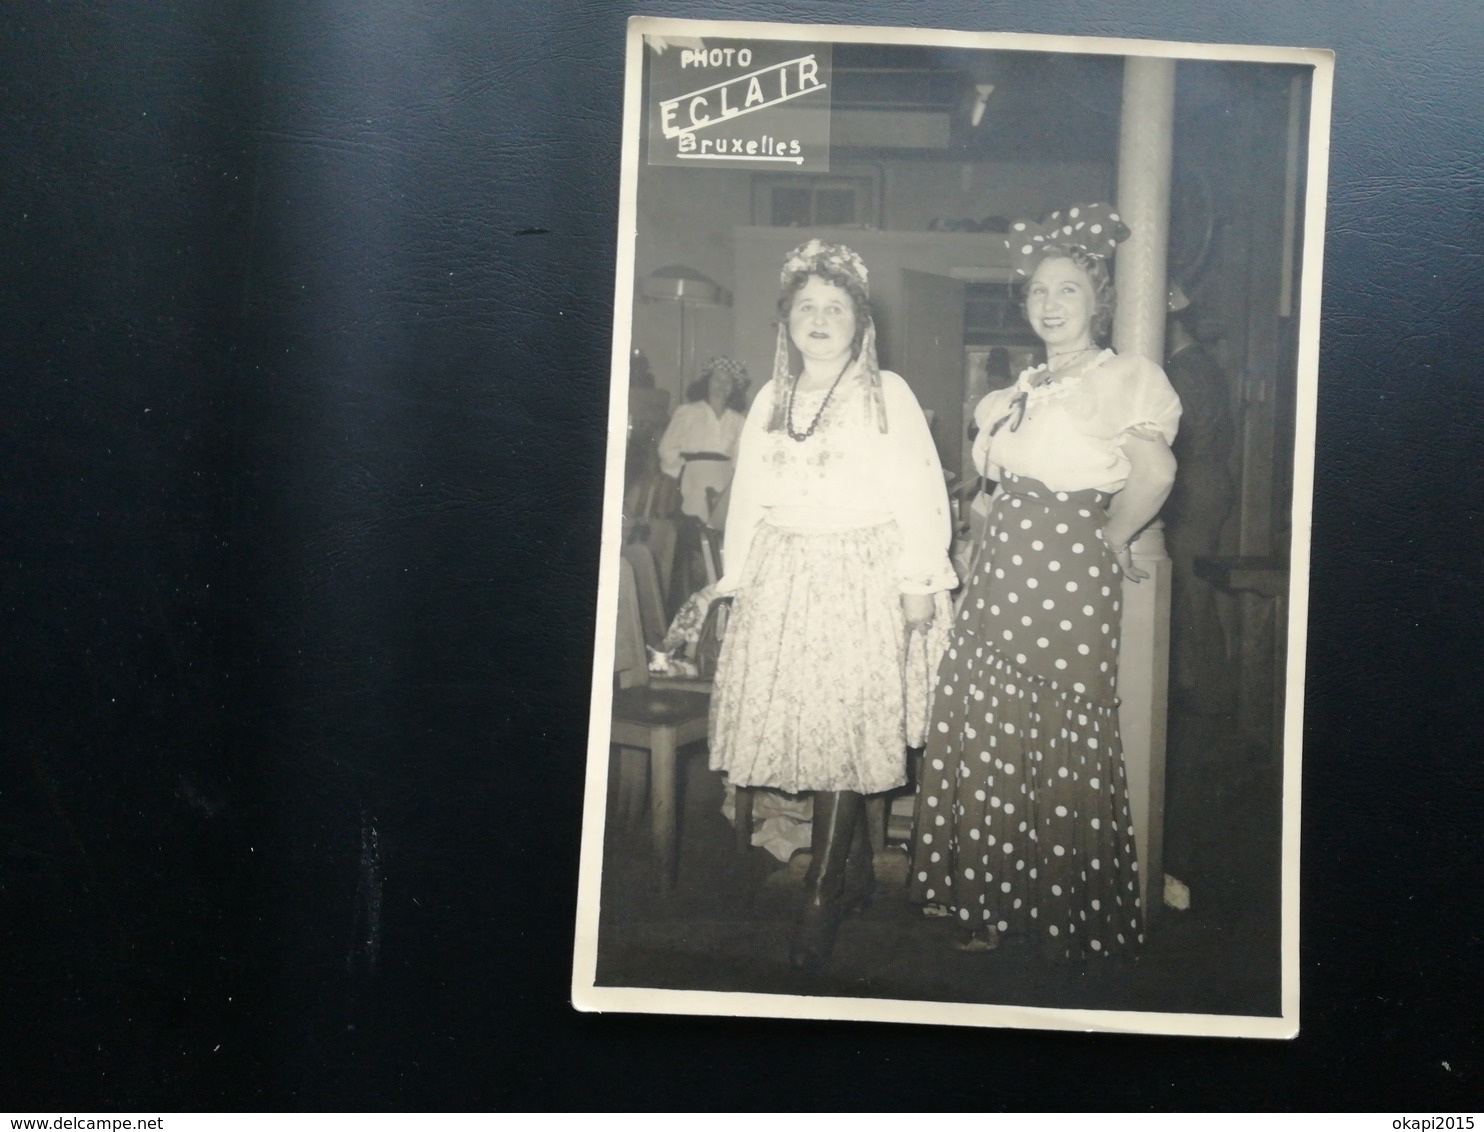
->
[573,15,1333,1038]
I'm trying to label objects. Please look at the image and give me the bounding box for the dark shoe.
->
[789,899,843,973]
[953,926,1001,952]
[789,791,863,971]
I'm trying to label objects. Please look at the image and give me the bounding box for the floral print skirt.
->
[908,472,1144,958]
[709,521,913,796]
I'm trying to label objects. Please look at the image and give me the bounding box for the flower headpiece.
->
[768,239,888,434]
[779,238,870,295]
[1005,202,1130,278]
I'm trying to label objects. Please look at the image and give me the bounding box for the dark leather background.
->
[3,0,1481,1111]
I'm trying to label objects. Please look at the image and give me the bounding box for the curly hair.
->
[1018,245,1117,344]
[684,363,749,411]
[776,267,872,363]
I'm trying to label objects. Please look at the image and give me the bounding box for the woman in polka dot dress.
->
[909,204,1181,959]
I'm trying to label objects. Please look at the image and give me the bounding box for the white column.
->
[1113,56,1176,921]
[1113,57,1175,364]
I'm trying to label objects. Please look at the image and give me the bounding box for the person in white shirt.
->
[656,356,749,525]
[708,239,956,971]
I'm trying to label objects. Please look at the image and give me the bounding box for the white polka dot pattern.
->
[909,471,1143,958]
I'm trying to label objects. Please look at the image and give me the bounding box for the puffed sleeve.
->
[879,373,957,595]
[714,383,776,595]
[1091,354,1182,447]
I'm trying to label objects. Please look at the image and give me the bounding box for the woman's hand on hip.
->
[1107,539,1148,583]
[901,592,936,631]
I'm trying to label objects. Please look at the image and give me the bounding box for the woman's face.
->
[787,275,857,367]
[1026,256,1097,352]
[705,369,733,403]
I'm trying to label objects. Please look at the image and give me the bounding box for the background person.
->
[1163,285,1237,714]
[656,356,749,526]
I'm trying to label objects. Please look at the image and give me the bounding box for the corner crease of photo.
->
[573,13,1332,1039]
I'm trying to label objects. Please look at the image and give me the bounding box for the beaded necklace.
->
[785,357,852,442]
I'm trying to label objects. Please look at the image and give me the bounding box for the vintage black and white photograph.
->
[574,17,1331,1036]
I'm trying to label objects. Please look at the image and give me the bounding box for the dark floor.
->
[594,702,1284,1019]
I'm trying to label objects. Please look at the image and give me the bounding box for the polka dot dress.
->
[909,471,1144,959]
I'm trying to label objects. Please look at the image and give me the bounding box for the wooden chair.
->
[620,540,715,690]
[621,541,668,647]
[611,557,712,891]
[638,517,677,611]
[706,481,732,535]
[629,468,680,523]
[668,517,725,612]
[613,558,648,691]
[696,525,721,587]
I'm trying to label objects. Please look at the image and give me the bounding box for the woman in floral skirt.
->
[910,204,1181,959]
[710,239,956,971]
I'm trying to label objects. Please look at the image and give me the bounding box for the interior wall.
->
[882,159,1114,231]
[631,166,752,404]
[630,155,1114,409]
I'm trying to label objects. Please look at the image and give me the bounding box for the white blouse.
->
[656,400,745,476]
[719,367,957,596]
[656,400,746,521]
[972,350,1182,494]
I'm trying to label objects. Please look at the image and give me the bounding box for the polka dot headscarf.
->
[1006,203,1131,278]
